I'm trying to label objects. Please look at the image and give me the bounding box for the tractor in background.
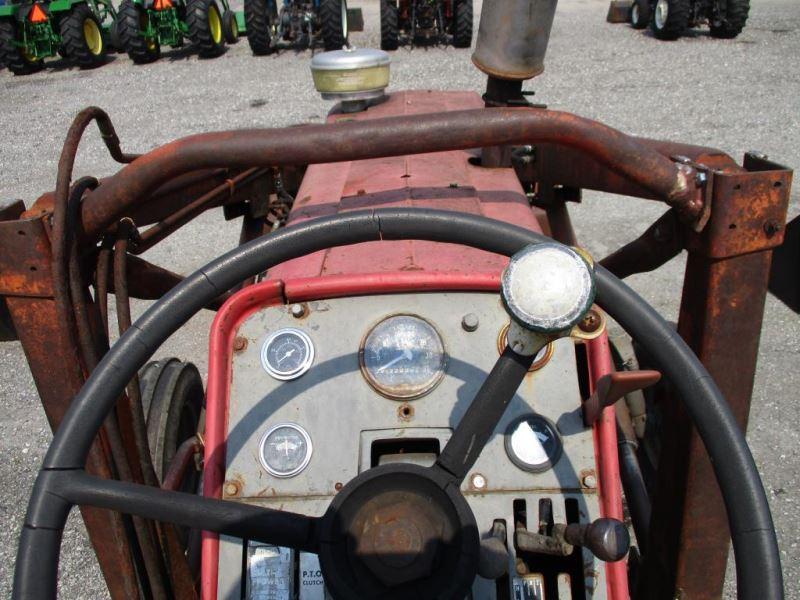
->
[244,0,349,55]
[380,0,472,50]
[629,0,750,39]
[0,0,114,74]
[116,0,240,63]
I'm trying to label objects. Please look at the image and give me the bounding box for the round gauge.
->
[258,423,313,478]
[360,315,447,400]
[504,414,563,473]
[261,328,314,380]
[497,323,554,371]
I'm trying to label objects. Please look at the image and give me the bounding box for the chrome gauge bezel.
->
[260,327,315,381]
[359,313,447,400]
[258,422,313,478]
[504,413,563,473]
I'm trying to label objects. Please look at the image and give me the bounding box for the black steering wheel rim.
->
[13,208,782,599]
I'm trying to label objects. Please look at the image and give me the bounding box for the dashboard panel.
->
[217,291,607,599]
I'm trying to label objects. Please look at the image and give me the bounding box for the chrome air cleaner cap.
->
[311,47,390,112]
[502,243,595,334]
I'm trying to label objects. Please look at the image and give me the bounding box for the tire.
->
[380,0,398,50]
[0,18,44,75]
[320,0,347,51]
[109,18,123,52]
[222,8,239,43]
[186,0,226,57]
[452,0,472,48]
[244,0,274,54]
[60,3,107,68]
[630,0,650,29]
[710,0,749,38]
[650,0,690,40]
[117,0,160,63]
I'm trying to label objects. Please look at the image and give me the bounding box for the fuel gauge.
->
[261,328,315,380]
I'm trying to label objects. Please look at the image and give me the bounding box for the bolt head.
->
[290,303,306,318]
[461,313,479,332]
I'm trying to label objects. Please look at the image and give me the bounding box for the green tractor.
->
[115,0,241,63]
[0,0,114,75]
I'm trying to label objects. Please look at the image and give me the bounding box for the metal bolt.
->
[461,313,479,332]
[290,303,306,318]
[578,310,601,334]
[233,336,248,352]
[748,150,769,161]
[335,482,343,492]
[764,220,782,239]
[223,481,240,497]
[470,473,487,490]
[582,474,597,489]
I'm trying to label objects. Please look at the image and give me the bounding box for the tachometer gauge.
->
[360,315,446,399]
[261,328,315,381]
[505,414,562,473]
[259,423,313,478]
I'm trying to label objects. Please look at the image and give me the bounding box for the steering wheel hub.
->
[318,463,479,599]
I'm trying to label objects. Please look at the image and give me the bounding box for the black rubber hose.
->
[15,208,781,600]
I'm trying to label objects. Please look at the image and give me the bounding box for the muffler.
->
[472,0,559,81]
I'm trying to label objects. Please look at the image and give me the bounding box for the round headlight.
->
[502,243,595,334]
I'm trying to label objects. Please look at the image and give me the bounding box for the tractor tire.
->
[710,0,749,38]
[109,18,123,52]
[630,0,650,29]
[117,0,160,64]
[452,0,472,48]
[187,0,226,57]
[244,0,275,55]
[650,0,690,40]
[222,9,239,43]
[60,3,107,68]
[320,0,347,51]
[0,18,44,75]
[380,0,398,50]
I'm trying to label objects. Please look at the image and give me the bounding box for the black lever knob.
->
[563,518,629,562]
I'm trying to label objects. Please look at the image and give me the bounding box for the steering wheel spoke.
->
[434,346,535,483]
[61,470,320,553]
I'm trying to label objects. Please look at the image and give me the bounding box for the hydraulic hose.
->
[15,209,781,600]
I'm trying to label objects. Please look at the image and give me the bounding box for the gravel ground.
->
[1,0,798,597]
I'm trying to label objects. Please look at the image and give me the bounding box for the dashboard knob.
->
[502,243,595,335]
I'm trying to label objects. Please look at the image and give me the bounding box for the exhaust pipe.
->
[472,0,559,81]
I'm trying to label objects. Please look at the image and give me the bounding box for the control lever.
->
[477,521,510,580]
[515,517,630,562]
[582,370,661,426]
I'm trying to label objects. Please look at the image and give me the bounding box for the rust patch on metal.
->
[232,336,248,353]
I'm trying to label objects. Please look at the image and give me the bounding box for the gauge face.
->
[504,414,562,473]
[360,315,447,399]
[261,328,314,380]
[258,423,313,478]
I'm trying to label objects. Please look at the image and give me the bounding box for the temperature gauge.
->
[261,328,315,380]
[504,414,563,473]
[259,423,313,478]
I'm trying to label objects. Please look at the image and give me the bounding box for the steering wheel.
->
[13,209,782,599]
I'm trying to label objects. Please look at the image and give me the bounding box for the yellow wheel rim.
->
[83,18,103,55]
[22,46,40,63]
[208,5,222,44]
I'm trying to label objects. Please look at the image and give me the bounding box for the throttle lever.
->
[515,517,629,563]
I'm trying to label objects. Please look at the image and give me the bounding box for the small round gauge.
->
[497,323,554,371]
[261,328,315,381]
[360,314,447,400]
[504,414,563,473]
[258,423,313,478]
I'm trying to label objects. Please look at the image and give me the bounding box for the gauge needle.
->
[276,348,296,365]
[377,348,413,372]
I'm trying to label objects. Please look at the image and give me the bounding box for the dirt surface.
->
[0,0,798,597]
